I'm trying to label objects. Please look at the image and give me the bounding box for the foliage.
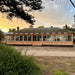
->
[29,25,33,28]
[38,26,44,28]
[0,30,4,41]
[0,43,40,75]
[63,25,70,30]
[70,31,75,36]
[0,0,42,25]
[0,0,74,25]
[51,69,69,75]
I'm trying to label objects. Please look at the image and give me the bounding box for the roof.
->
[14,28,70,34]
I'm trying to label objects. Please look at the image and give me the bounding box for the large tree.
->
[0,0,42,25]
[0,0,74,25]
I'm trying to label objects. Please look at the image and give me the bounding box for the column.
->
[72,34,73,43]
[61,35,63,42]
[36,35,38,41]
[14,35,16,41]
[6,36,8,42]
[23,35,24,41]
[51,35,53,41]
[31,34,33,41]
[41,34,43,41]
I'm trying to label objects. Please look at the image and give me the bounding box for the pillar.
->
[23,35,24,41]
[61,35,63,42]
[51,35,53,41]
[31,34,33,41]
[72,34,73,43]
[41,34,43,41]
[14,36,16,41]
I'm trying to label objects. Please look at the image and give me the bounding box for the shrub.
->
[51,69,69,75]
[0,43,40,75]
[0,30,4,42]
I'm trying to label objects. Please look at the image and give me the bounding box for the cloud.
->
[0,0,75,31]
[33,0,75,27]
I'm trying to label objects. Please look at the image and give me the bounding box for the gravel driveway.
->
[14,46,75,57]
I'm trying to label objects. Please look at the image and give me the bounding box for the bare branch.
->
[69,0,75,8]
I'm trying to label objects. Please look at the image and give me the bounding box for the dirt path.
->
[14,46,75,57]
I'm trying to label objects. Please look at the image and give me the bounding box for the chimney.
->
[17,26,19,31]
[9,29,12,32]
[65,24,67,29]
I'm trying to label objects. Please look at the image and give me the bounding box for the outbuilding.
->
[5,27,73,46]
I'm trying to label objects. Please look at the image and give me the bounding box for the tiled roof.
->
[14,28,70,34]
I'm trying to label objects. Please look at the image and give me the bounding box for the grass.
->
[51,69,69,75]
[33,56,75,75]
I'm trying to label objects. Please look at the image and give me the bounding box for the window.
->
[33,35,41,41]
[20,36,23,41]
[24,35,27,41]
[46,35,51,41]
[43,36,46,41]
[52,35,61,41]
[24,35,31,41]
[53,35,56,41]
[63,35,72,41]
[7,36,14,41]
[28,35,31,41]
[38,35,41,41]
[57,35,61,41]
[43,35,51,41]
[33,35,37,41]
[68,35,72,41]
[16,36,20,41]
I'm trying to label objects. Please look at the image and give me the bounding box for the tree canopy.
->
[38,25,44,28]
[0,0,74,25]
[0,0,42,25]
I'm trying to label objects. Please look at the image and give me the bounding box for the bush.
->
[0,30,4,42]
[51,69,69,75]
[0,43,40,75]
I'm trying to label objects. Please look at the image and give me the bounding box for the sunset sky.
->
[0,0,75,32]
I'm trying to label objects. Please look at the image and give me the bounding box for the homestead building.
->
[5,27,73,46]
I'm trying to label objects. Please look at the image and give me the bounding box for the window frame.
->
[43,35,51,41]
[63,35,72,42]
[52,35,62,42]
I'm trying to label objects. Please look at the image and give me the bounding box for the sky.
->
[0,0,75,32]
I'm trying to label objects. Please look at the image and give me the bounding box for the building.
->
[5,27,73,46]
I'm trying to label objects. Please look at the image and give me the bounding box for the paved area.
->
[14,46,75,57]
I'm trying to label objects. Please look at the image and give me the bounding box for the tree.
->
[0,0,74,25]
[0,30,4,42]
[29,25,33,28]
[8,28,16,32]
[63,24,70,29]
[38,25,44,28]
[0,0,42,25]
